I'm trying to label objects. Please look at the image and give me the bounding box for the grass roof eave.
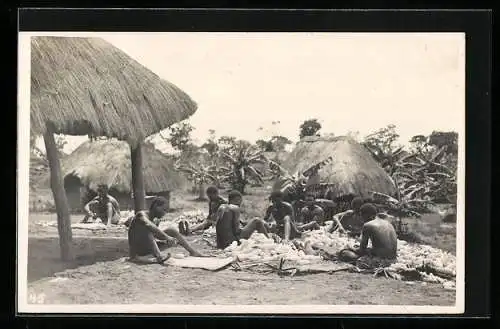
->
[30,36,197,144]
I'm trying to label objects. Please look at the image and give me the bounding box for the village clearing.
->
[27,187,456,306]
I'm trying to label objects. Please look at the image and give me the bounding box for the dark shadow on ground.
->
[28,236,129,282]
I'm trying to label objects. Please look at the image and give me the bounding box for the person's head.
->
[270,190,285,205]
[304,193,315,206]
[228,190,243,206]
[351,196,364,212]
[97,184,109,198]
[149,196,169,220]
[359,203,378,222]
[206,185,219,200]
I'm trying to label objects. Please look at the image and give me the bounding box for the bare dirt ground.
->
[26,188,456,306]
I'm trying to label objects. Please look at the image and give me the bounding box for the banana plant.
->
[219,145,267,194]
[269,156,334,205]
[364,143,408,175]
[175,161,219,200]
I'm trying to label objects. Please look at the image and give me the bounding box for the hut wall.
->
[145,191,171,210]
[62,174,173,213]
[108,189,172,212]
[63,174,84,213]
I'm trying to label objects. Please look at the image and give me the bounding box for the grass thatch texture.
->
[31,37,197,144]
[58,139,187,193]
[284,136,397,199]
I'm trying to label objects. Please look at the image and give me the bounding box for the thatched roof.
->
[30,37,197,145]
[58,139,187,193]
[283,136,397,199]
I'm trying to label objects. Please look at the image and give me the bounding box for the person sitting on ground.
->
[82,184,121,227]
[128,197,205,264]
[263,190,302,242]
[179,186,228,235]
[215,190,270,249]
[337,203,398,263]
[297,193,324,231]
[329,196,366,237]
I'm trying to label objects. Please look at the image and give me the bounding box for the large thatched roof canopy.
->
[58,139,187,193]
[283,136,397,199]
[31,36,197,144]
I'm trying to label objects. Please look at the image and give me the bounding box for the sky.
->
[26,32,465,154]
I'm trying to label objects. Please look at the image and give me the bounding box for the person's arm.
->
[335,210,354,231]
[231,207,242,238]
[109,196,120,212]
[298,208,307,223]
[206,200,215,221]
[263,205,272,222]
[357,225,370,255]
[287,203,296,223]
[137,213,170,240]
[263,206,276,229]
[84,199,98,216]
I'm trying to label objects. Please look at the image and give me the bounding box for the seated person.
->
[329,196,366,237]
[215,190,270,249]
[297,193,324,231]
[263,191,302,242]
[128,197,205,264]
[338,203,398,262]
[180,186,227,235]
[82,184,121,226]
[313,198,336,220]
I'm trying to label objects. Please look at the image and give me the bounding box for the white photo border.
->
[16,31,466,314]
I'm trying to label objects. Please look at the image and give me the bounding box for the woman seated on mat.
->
[127,196,205,264]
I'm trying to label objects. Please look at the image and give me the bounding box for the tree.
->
[256,139,273,152]
[299,119,322,139]
[163,121,194,153]
[200,129,220,160]
[270,135,292,151]
[362,124,405,175]
[256,135,291,152]
[217,136,237,153]
[428,131,458,155]
[30,134,68,158]
[409,135,430,154]
[364,124,400,155]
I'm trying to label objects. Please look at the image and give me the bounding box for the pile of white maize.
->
[222,221,456,288]
[172,210,207,224]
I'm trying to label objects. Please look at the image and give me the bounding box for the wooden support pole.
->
[130,141,146,212]
[43,129,73,261]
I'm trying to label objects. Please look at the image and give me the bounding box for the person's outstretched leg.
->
[239,219,270,239]
[163,227,205,257]
[297,221,321,231]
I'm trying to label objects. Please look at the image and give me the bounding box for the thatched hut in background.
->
[283,136,397,208]
[30,36,197,260]
[56,139,188,212]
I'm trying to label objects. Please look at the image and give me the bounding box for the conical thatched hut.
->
[283,136,397,202]
[58,139,188,212]
[30,36,197,260]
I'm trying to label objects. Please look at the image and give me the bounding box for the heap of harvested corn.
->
[223,221,456,289]
[120,210,135,220]
[171,210,207,224]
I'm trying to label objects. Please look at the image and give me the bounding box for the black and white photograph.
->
[17,31,465,314]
